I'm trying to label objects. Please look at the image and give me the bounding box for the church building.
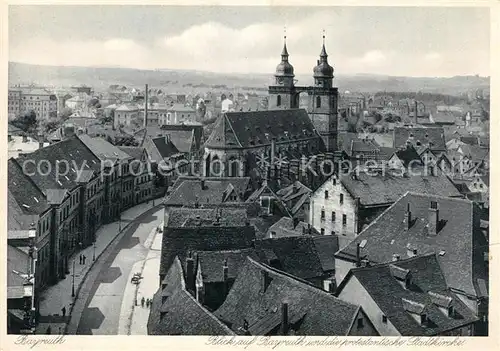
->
[203,34,339,178]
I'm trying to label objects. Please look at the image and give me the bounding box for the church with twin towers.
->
[203,33,339,178]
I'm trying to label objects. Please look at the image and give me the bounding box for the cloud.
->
[8,10,489,77]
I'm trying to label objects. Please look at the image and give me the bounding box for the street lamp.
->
[92,241,96,262]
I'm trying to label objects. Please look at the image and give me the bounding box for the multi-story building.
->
[309,163,462,248]
[114,104,139,128]
[8,87,58,120]
[145,103,196,126]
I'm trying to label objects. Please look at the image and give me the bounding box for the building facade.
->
[8,88,58,120]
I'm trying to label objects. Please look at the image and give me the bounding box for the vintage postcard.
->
[1,0,498,350]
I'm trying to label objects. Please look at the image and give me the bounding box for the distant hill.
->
[8,62,489,96]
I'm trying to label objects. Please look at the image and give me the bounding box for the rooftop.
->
[336,192,488,298]
[205,109,319,149]
[148,256,234,335]
[338,254,478,336]
[214,257,361,335]
[165,177,251,207]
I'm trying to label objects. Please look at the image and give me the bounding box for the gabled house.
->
[214,257,378,336]
[336,254,478,336]
[309,164,462,247]
[334,192,488,335]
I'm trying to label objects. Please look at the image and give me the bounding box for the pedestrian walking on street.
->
[135,297,138,306]
[141,297,145,307]
[46,326,51,334]
[146,298,150,308]
[61,306,66,317]
[83,255,87,265]
[79,255,82,265]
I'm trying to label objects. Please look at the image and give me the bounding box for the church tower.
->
[308,33,338,151]
[268,33,298,110]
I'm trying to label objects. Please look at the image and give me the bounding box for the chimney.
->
[404,203,412,230]
[165,134,170,144]
[328,279,337,293]
[392,254,401,261]
[22,135,28,143]
[428,200,439,235]
[360,259,370,268]
[292,217,299,229]
[270,231,277,239]
[186,254,195,294]
[356,243,361,267]
[280,301,289,336]
[8,134,12,142]
[144,83,148,127]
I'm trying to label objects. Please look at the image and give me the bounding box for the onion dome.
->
[313,35,334,78]
[275,37,295,77]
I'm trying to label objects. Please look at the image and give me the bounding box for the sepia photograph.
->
[4,2,492,341]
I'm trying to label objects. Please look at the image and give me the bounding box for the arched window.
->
[316,96,321,108]
[277,95,282,107]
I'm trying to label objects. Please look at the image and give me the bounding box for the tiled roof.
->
[160,225,256,276]
[394,126,446,151]
[165,177,251,206]
[254,236,337,279]
[17,136,102,192]
[166,207,248,228]
[336,192,488,298]
[339,255,478,336]
[392,146,423,168]
[78,134,132,161]
[143,136,181,162]
[165,130,195,153]
[337,166,462,206]
[205,109,318,149]
[8,158,49,215]
[148,256,234,335]
[267,217,319,239]
[214,257,361,335]
[196,249,261,283]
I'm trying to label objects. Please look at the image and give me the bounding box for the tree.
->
[11,110,37,133]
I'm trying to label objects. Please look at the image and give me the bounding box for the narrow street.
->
[75,207,164,335]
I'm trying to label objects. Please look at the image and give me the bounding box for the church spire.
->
[281,26,289,59]
[320,29,328,59]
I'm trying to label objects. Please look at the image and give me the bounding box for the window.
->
[331,211,336,222]
[357,318,364,328]
[382,315,387,323]
[340,194,344,204]
[277,95,281,106]
[342,214,347,227]
[316,96,321,108]
[321,209,325,221]
[324,190,329,199]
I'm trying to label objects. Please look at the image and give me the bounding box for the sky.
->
[9,6,490,77]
